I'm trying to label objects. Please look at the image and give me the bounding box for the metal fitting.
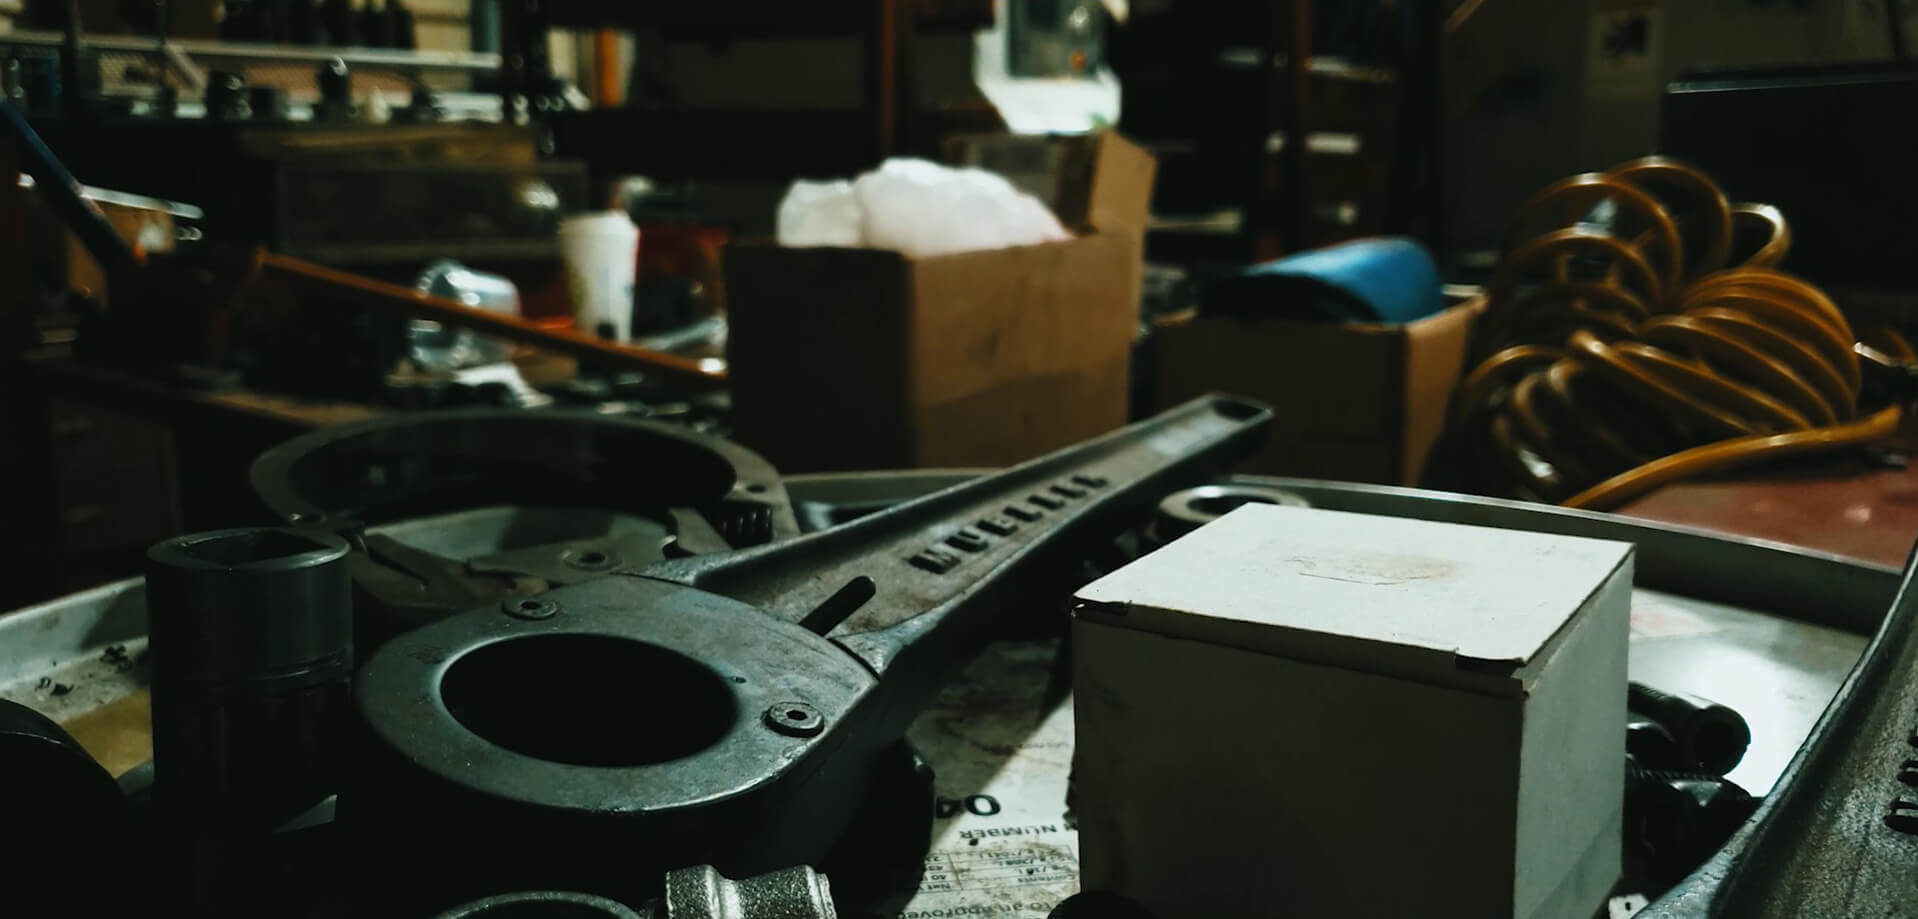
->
[1625,764,1759,881]
[1628,682,1751,776]
[1148,484,1310,548]
[660,864,837,919]
[763,702,824,738]
[503,597,560,620]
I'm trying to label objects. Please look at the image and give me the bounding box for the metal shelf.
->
[535,0,990,34]
[0,29,500,74]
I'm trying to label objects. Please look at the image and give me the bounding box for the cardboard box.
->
[1072,505,1632,919]
[1152,299,1481,484]
[725,132,1155,472]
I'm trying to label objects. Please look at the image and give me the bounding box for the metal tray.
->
[1,474,1901,917]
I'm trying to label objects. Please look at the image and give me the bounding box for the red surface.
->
[1620,452,1918,568]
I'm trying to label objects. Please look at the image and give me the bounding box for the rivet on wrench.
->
[502,597,559,621]
[763,702,824,738]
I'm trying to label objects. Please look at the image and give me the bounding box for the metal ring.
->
[434,891,640,919]
[1150,484,1311,546]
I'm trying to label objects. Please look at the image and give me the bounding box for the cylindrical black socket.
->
[147,528,351,688]
[146,528,353,916]
[1628,682,1751,776]
[146,527,352,827]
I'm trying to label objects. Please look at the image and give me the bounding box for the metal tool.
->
[144,527,353,913]
[1628,682,1751,776]
[1144,482,1310,548]
[5,467,1918,913]
[249,409,797,643]
[1625,764,1759,884]
[348,395,1271,906]
[145,526,353,829]
[655,865,837,919]
[0,97,139,274]
[253,251,727,387]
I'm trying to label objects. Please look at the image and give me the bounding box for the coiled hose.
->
[1452,157,1909,511]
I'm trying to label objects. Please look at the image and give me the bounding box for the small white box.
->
[1072,504,1632,919]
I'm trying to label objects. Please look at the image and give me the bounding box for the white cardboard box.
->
[1071,505,1633,919]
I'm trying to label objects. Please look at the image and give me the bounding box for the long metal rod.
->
[254,251,727,387]
[0,99,140,274]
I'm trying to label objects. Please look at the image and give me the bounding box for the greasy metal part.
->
[250,410,795,634]
[1629,682,1751,776]
[436,891,642,918]
[254,251,725,387]
[1144,482,1311,547]
[659,865,837,919]
[145,527,353,828]
[1625,766,1759,884]
[351,395,1272,905]
[144,527,353,915]
[0,698,128,914]
[785,469,996,533]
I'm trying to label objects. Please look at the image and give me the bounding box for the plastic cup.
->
[559,211,640,343]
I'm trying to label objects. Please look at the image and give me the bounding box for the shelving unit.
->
[509,1,996,182]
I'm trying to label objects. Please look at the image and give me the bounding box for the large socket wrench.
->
[351,395,1272,906]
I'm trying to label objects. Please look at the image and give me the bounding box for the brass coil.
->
[1454,157,1904,511]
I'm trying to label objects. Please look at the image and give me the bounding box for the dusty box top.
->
[1074,505,1632,684]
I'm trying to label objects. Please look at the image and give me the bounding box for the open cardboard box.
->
[1153,296,1483,485]
[724,132,1155,472]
